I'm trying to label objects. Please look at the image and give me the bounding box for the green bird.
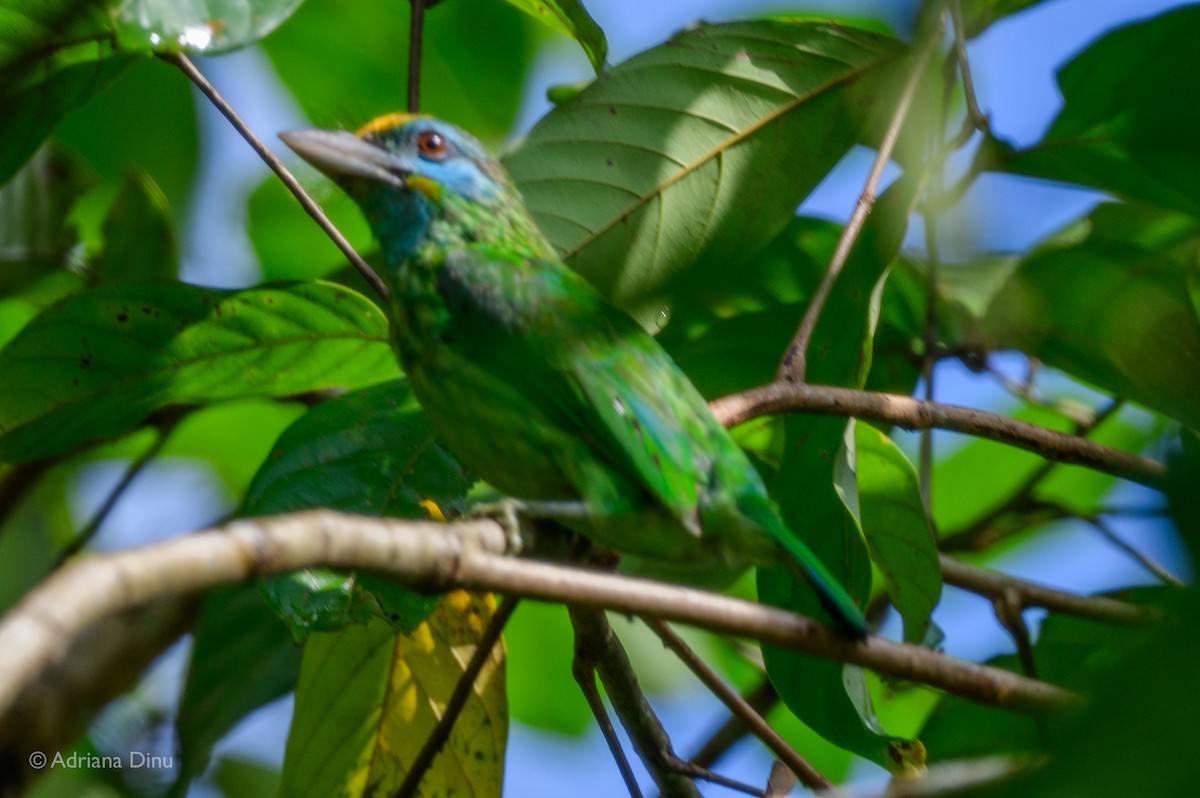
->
[281,114,867,637]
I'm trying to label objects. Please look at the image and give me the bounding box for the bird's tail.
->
[743,497,869,639]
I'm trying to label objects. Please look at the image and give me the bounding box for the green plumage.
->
[282,115,867,636]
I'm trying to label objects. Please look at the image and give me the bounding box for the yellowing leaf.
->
[279,591,507,798]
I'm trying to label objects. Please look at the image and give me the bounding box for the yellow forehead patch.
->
[356,112,429,138]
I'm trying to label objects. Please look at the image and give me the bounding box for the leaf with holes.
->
[0,280,397,463]
[279,595,506,798]
[245,379,475,639]
[503,19,900,320]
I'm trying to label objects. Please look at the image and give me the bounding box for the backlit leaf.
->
[503,19,900,318]
[279,595,506,798]
[501,0,607,73]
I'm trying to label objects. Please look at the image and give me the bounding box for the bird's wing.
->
[438,248,717,527]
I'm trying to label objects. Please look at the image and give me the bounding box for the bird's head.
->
[281,114,540,267]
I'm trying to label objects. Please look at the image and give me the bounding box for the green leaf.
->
[501,0,607,73]
[244,379,475,639]
[112,0,305,53]
[757,178,923,766]
[993,5,1200,219]
[855,423,940,644]
[262,0,539,144]
[54,57,200,212]
[174,586,301,791]
[503,19,900,318]
[0,280,397,463]
[91,168,177,282]
[0,43,137,187]
[968,203,1200,429]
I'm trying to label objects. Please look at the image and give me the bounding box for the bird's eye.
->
[417,130,448,160]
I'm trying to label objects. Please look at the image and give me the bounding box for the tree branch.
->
[571,607,700,798]
[645,619,831,792]
[939,555,1158,625]
[0,596,199,792]
[687,679,779,771]
[777,10,945,381]
[0,511,1080,725]
[161,53,389,301]
[709,383,1164,488]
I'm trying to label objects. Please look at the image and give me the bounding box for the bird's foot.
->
[468,499,592,554]
[468,498,527,554]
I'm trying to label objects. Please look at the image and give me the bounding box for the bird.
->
[281,114,868,637]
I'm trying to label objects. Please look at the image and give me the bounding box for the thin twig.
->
[0,511,1081,719]
[1088,518,1183,586]
[161,53,389,300]
[645,619,833,793]
[407,0,426,113]
[570,607,699,798]
[992,591,1037,678]
[939,555,1157,625]
[777,10,945,381]
[688,680,779,771]
[938,400,1123,551]
[573,655,644,798]
[54,427,174,567]
[949,0,988,134]
[394,594,518,798]
[709,383,1164,489]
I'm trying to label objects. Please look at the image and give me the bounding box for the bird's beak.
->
[279,129,407,187]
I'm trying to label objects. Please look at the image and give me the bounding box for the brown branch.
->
[688,679,779,771]
[777,10,945,381]
[939,555,1157,625]
[161,53,389,300]
[393,594,518,798]
[0,511,1078,723]
[949,0,988,135]
[939,401,1123,551]
[645,619,831,792]
[709,383,1164,488]
[571,607,699,798]
[992,590,1037,678]
[571,635,644,798]
[0,596,199,793]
